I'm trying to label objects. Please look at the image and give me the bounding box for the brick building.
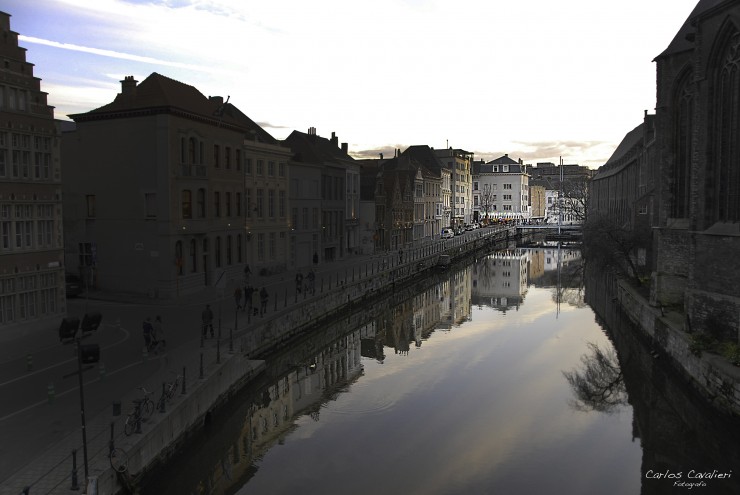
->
[0,12,65,331]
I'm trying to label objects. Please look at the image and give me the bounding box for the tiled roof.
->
[282,130,355,165]
[400,145,446,171]
[486,154,519,165]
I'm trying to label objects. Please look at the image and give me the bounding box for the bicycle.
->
[164,374,182,401]
[123,402,142,436]
[109,446,129,473]
[136,386,155,418]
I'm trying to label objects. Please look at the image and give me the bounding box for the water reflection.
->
[563,342,627,413]
[143,245,739,495]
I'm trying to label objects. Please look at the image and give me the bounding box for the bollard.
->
[159,383,166,413]
[47,382,55,404]
[199,352,204,379]
[71,449,79,491]
[109,422,115,455]
[216,339,221,364]
[26,353,32,372]
[182,366,187,395]
[21,486,29,495]
[229,328,234,352]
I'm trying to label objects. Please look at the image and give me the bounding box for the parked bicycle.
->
[109,446,128,473]
[123,387,155,436]
[164,373,182,401]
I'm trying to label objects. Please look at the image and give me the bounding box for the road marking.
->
[0,357,152,422]
[0,326,130,389]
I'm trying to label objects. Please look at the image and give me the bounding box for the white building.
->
[473,154,530,222]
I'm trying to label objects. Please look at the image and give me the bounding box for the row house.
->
[473,154,530,222]
[283,128,356,264]
[0,12,65,330]
[374,154,416,251]
[434,147,473,229]
[402,145,451,231]
[63,73,292,298]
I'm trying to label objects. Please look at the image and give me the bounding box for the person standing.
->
[244,284,254,313]
[260,287,268,316]
[202,304,214,338]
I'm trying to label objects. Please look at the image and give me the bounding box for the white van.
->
[441,228,455,239]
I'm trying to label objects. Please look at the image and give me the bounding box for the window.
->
[245,158,252,174]
[145,193,156,218]
[279,191,286,217]
[278,162,285,177]
[268,161,275,176]
[214,145,220,168]
[237,234,242,263]
[504,184,512,190]
[236,193,242,217]
[215,236,221,267]
[268,190,275,217]
[86,195,96,218]
[197,189,206,218]
[175,241,183,275]
[256,189,264,217]
[292,207,298,229]
[190,239,197,272]
[257,233,265,261]
[182,190,192,219]
[214,191,221,217]
[225,192,231,217]
[225,147,231,169]
[236,149,241,171]
[246,189,252,218]
[302,208,308,229]
[312,208,319,228]
[226,235,232,265]
[269,232,276,260]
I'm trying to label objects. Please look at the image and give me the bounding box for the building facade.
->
[63,73,291,298]
[0,12,65,330]
[473,154,530,222]
[434,148,473,228]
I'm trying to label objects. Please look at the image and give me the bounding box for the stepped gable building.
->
[282,128,358,263]
[63,72,291,298]
[0,12,65,330]
[651,0,740,341]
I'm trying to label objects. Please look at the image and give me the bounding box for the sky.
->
[1,0,699,168]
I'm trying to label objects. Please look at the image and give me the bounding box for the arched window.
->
[175,241,183,276]
[188,137,196,164]
[189,239,197,273]
[182,190,192,219]
[672,71,693,218]
[711,29,740,222]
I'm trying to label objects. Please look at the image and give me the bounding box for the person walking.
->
[234,286,243,310]
[202,304,214,338]
[259,287,268,316]
[244,284,254,313]
[295,270,304,296]
[142,317,154,351]
[152,315,165,354]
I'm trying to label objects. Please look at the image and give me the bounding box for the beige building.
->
[63,73,291,298]
[0,12,65,330]
[435,148,473,228]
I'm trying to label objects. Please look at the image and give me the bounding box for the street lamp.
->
[59,312,102,482]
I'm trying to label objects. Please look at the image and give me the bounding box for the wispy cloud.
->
[19,35,215,73]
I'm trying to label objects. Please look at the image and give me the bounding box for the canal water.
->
[143,246,740,495]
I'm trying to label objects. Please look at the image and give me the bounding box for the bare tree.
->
[563,342,627,413]
[480,184,495,221]
[559,177,590,223]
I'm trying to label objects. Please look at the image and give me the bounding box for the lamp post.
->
[60,312,102,481]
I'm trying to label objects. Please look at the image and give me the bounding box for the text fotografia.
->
[645,470,733,489]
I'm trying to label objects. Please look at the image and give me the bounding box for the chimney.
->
[379,153,383,160]
[341,142,348,154]
[120,76,138,99]
[331,132,338,147]
[209,96,224,105]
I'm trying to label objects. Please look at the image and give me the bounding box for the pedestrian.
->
[260,287,268,316]
[152,315,165,353]
[295,270,304,295]
[234,286,242,309]
[244,284,253,313]
[142,317,154,350]
[399,249,404,264]
[243,264,251,284]
[202,304,214,338]
[307,269,316,295]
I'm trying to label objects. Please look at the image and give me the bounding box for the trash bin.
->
[112,401,121,416]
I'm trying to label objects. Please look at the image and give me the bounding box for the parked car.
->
[65,274,82,298]
[441,228,455,239]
